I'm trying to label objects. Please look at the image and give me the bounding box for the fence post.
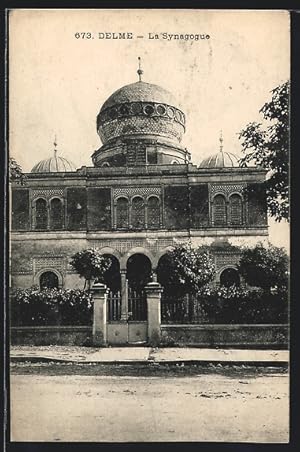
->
[91,282,109,346]
[145,281,163,346]
[120,270,128,321]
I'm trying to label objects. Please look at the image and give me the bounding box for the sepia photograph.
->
[8,9,290,443]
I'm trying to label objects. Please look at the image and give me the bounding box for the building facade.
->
[11,76,269,338]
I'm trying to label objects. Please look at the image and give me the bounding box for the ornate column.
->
[120,269,128,321]
[152,268,158,282]
[145,281,163,345]
[113,200,117,229]
[91,282,109,346]
[225,198,230,226]
[47,200,50,230]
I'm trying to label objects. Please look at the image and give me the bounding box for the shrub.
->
[10,287,93,326]
[197,286,288,324]
[70,248,112,291]
[238,243,289,291]
[158,242,215,296]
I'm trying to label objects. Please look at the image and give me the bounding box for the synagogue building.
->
[11,68,268,303]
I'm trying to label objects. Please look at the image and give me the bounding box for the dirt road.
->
[10,367,288,442]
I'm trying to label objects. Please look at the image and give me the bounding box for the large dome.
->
[31,152,77,173]
[96,80,186,146]
[199,151,240,169]
[100,81,179,112]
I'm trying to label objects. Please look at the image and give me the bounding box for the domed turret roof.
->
[97,79,185,148]
[100,81,179,113]
[31,151,77,173]
[199,150,240,168]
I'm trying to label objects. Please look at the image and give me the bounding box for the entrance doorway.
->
[126,253,152,291]
[106,253,151,345]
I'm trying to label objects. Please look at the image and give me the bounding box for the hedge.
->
[10,287,93,326]
[197,286,288,324]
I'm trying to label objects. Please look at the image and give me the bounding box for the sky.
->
[9,9,290,249]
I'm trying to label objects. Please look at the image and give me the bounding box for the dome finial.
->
[137,56,143,82]
[53,135,58,157]
[219,130,224,152]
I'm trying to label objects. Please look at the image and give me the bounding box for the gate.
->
[106,287,148,344]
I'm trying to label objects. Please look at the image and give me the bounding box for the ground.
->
[10,362,289,443]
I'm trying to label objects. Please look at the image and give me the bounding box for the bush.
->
[197,286,288,324]
[10,287,93,326]
[70,249,112,291]
[158,243,215,296]
[238,243,289,291]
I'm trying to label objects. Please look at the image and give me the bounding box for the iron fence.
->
[128,288,147,321]
[161,293,208,324]
[107,290,122,321]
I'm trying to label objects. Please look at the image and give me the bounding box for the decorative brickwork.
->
[98,101,185,127]
[90,238,175,254]
[210,183,245,199]
[210,184,246,227]
[11,257,33,274]
[113,186,161,200]
[34,256,66,273]
[99,116,184,144]
[214,251,241,271]
[31,188,64,201]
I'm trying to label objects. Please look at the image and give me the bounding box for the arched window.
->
[40,271,59,289]
[213,194,226,226]
[116,197,129,228]
[131,196,145,229]
[35,198,47,229]
[147,196,160,229]
[229,194,243,225]
[50,198,63,230]
[220,268,240,288]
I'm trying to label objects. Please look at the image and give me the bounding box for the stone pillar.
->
[91,282,109,346]
[145,281,163,346]
[120,270,128,321]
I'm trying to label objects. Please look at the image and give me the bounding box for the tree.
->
[157,242,215,296]
[239,81,289,222]
[9,157,25,184]
[238,243,289,292]
[70,248,112,291]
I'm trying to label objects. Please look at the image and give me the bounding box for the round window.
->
[131,102,142,114]
[109,108,118,119]
[144,104,155,115]
[119,104,129,115]
[175,110,181,122]
[167,107,175,118]
[157,104,166,115]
